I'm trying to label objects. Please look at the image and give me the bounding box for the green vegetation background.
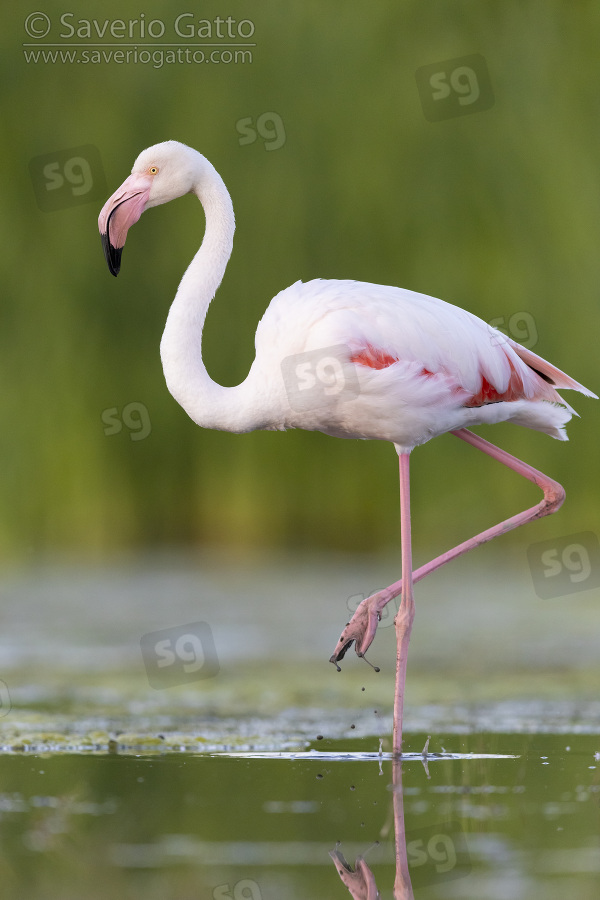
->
[2,1,599,563]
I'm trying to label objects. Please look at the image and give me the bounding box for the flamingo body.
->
[98,141,594,451]
[248,276,593,450]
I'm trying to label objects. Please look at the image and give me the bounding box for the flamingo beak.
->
[98,172,153,276]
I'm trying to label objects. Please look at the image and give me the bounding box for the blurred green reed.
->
[1,0,598,561]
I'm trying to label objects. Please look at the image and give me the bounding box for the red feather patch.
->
[350,346,530,407]
[465,361,526,407]
[350,346,399,369]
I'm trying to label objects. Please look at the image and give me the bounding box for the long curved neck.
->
[159,164,264,433]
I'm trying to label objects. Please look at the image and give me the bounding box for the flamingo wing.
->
[258,278,594,406]
[251,278,595,446]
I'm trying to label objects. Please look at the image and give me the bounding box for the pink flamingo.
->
[99,141,596,754]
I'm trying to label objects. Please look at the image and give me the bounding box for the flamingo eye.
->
[149,166,159,175]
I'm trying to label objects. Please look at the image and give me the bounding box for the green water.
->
[0,556,598,896]
[0,735,598,899]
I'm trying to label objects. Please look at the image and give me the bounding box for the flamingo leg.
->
[392,759,415,898]
[393,453,415,755]
[330,427,565,665]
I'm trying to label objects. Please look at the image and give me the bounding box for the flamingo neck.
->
[159,166,264,433]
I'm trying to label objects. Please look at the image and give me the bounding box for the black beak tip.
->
[101,231,122,277]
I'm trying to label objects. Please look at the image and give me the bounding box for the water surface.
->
[0,554,598,897]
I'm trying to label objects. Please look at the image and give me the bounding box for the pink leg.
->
[392,759,415,898]
[393,453,415,755]
[330,427,565,665]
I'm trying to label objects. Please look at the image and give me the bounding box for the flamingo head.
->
[98,140,203,276]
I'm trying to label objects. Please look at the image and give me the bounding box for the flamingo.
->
[98,140,596,754]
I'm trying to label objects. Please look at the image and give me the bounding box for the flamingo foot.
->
[329,843,380,898]
[329,591,390,670]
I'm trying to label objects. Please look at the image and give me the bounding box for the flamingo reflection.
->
[330,758,415,899]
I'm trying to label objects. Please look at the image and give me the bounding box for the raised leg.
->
[330,427,565,664]
[393,452,415,755]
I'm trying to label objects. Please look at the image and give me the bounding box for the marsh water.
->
[0,551,598,898]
